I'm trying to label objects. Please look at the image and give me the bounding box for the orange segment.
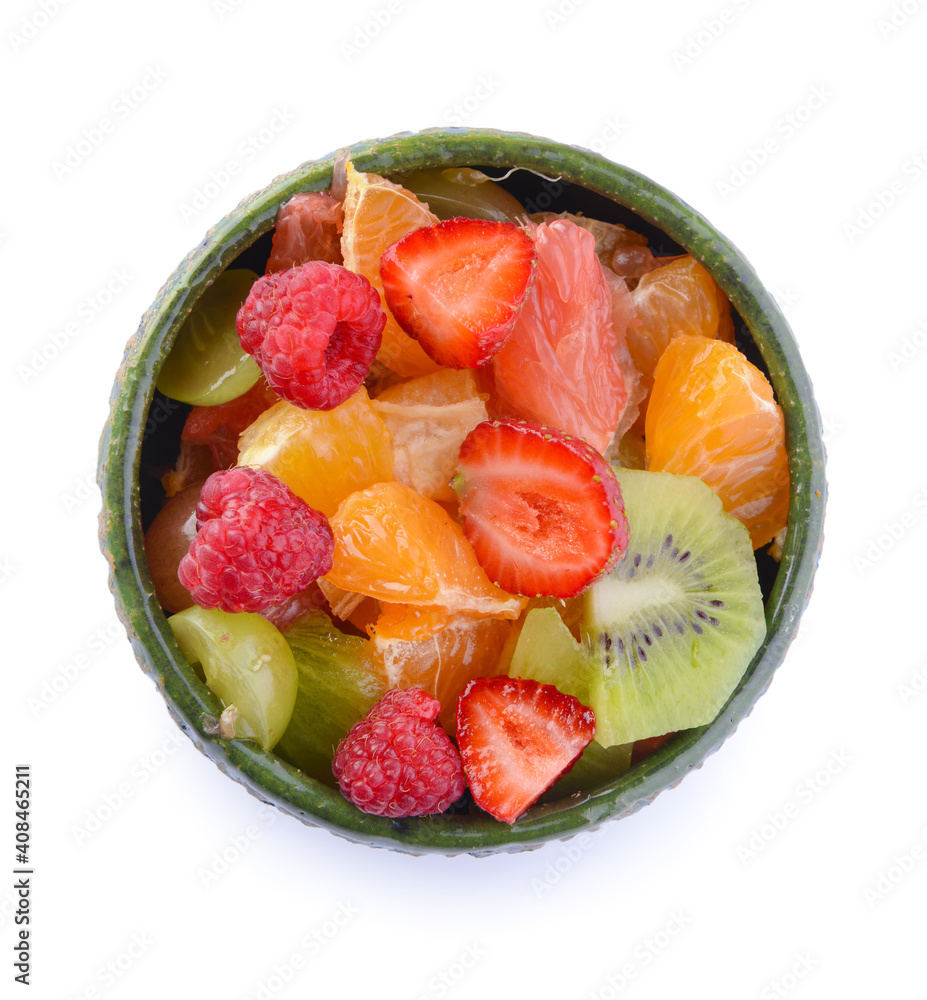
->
[374,368,484,406]
[628,256,733,420]
[371,375,487,501]
[645,335,789,549]
[325,481,525,618]
[237,386,393,517]
[369,603,513,733]
[340,160,441,378]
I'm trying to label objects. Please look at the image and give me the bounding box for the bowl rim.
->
[98,126,827,856]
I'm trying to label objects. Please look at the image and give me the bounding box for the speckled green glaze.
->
[98,127,826,856]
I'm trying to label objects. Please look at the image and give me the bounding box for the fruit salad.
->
[144,160,789,825]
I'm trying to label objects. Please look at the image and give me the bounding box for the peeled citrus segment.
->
[374,368,484,406]
[340,160,441,377]
[489,218,630,453]
[628,255,732,418]
[530,211,648,271]
[645,335,789,549]
[236,386,393,518]
[369,603,513,733]
[316,577,380,633]
[371,393,488,502]
[325,481,525,619]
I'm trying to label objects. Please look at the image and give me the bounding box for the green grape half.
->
[168,606,298,751]
[157,269,262,405]
[393,168,526,222]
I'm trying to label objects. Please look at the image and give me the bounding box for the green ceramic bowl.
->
[98,127,826,856]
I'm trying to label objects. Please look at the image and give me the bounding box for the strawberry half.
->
[456,676,596,824]
[379,217,537,369]
[453,420,629,598]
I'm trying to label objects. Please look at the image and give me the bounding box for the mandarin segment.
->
[340,160,442,377]
[325,481,525,618]
[369,604,513,732]
[236,386,393,518]
[371,393,488,501]
[628,256,732,420]
[373,368,485,406]
[645,335,789,549]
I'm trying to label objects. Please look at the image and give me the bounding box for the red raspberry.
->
[333,688,466,818]
[265,191,344,273]
[236,261,385,411]
[177,466,334,613]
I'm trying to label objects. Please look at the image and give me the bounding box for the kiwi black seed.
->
[582,468,767,747]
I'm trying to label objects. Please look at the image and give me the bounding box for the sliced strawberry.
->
[379,217,537,369]
[453,420,629,598]
[456,676,596,824]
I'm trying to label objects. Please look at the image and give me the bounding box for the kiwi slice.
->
[274,611,386,787]
[506,606,635,796]
[583,469,766,748]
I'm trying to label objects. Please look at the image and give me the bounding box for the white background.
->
[4,0,925,997]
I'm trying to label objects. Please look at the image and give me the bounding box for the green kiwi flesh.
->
[505,606,635,798]
[274,612,386,787]
[583,469,767,748]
